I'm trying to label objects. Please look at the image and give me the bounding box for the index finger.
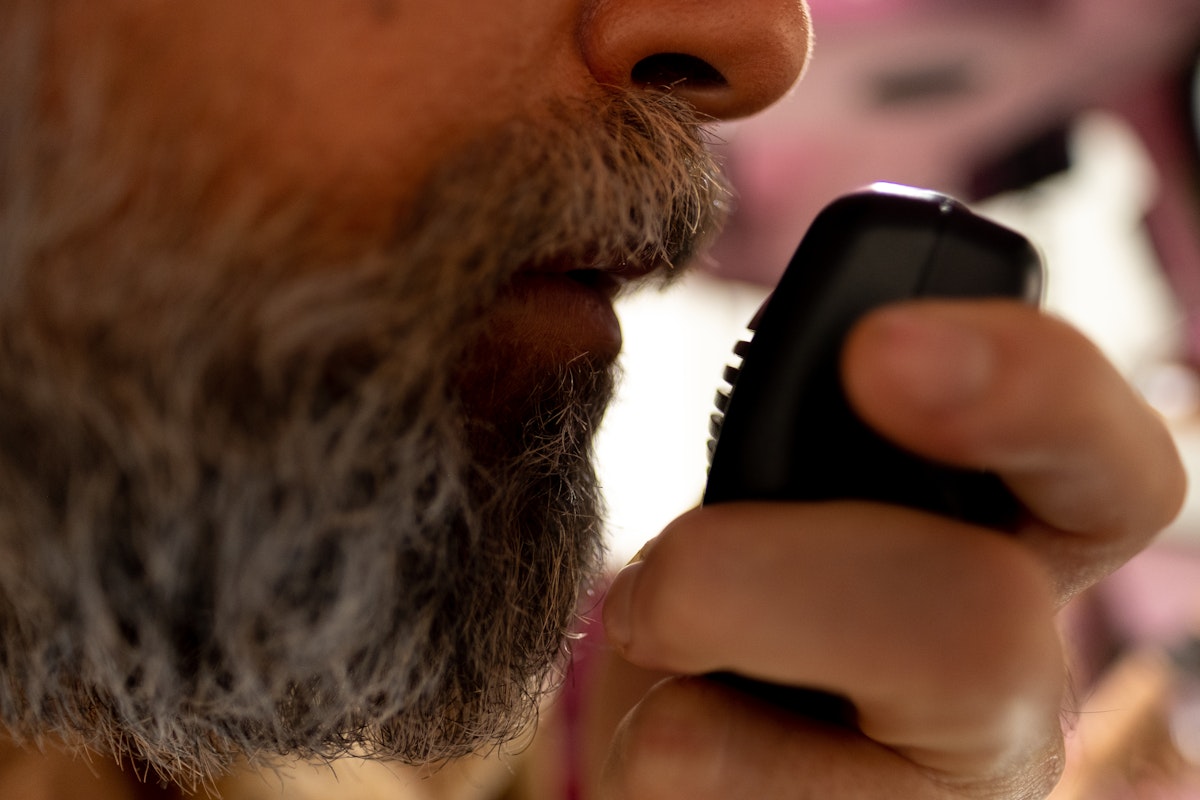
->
[602,501,1065,780]
[842,300,1187,601]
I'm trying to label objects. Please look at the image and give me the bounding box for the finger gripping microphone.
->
[702,182,1044,720]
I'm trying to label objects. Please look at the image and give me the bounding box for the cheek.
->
[54,1,585,238]
[261,4,586,204]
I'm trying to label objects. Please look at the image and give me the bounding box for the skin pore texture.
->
[0,1,732,791]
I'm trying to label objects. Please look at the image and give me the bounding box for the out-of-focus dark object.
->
[708,0,1200,364]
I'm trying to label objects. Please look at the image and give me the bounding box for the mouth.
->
[530,253,664,295]
[560,268,622,295]
[479,256,663,366]
[456,255,662,424]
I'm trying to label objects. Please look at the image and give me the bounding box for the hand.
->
[595,300,1186,799]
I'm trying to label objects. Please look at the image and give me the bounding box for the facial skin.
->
[0,0,810,791]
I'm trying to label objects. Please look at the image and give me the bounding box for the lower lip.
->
[486,273,623,363]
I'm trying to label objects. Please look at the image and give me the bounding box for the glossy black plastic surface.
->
[704,183,1042,529]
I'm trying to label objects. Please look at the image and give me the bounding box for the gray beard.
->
[0,6,728,791]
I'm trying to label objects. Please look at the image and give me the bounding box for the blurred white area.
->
[595,272,768,563]
[596,110,1199,564]
[980,112,1182,378]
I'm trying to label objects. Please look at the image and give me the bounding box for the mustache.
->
[388,90,732,304]
[6,88,732,358]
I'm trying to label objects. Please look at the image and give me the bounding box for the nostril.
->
[631,53,728,91]
[581,0,811,119]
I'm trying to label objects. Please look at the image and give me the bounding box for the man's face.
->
[0,0,809,789]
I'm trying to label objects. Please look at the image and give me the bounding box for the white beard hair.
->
[0,2,728,790]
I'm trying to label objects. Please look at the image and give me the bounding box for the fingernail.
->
[871,310,993,409]
[603,561,642,650]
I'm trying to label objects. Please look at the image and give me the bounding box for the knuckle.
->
[603,679,730,800]
[929,537,1061,708]
[632,524,728,661]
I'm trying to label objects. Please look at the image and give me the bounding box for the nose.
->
[580,0,812,119]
